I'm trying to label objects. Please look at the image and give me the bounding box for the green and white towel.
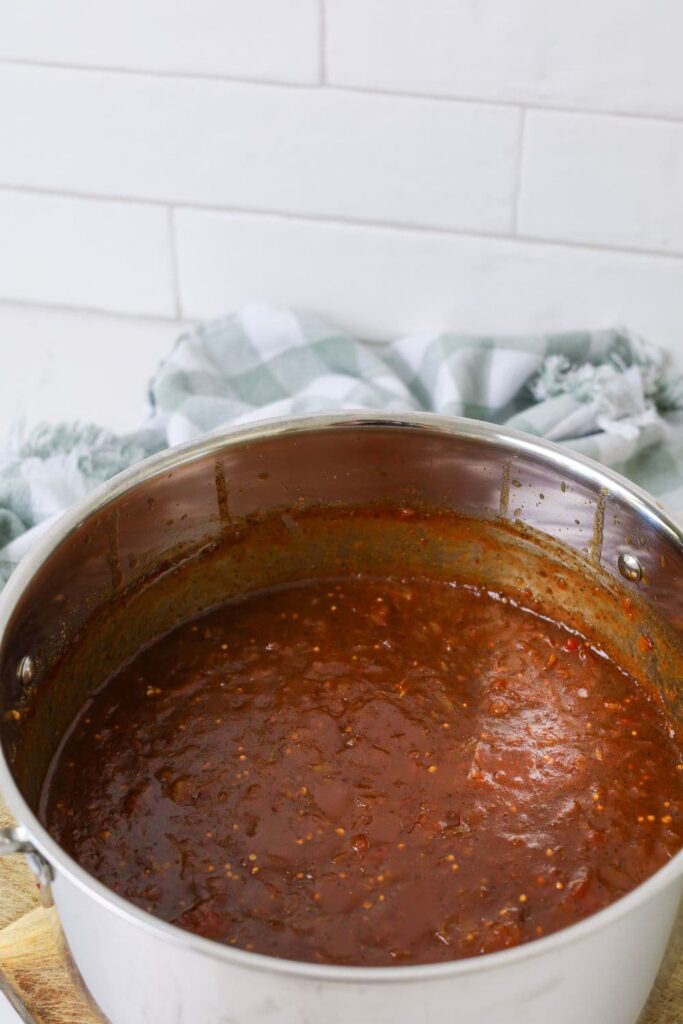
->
[1,306,682,587]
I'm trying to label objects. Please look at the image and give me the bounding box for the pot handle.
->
[0,829,104,1023]
[0,827,54,906]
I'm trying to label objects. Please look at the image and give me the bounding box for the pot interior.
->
[2,419,683,814]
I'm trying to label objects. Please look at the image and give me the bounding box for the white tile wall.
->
[175,208,683,349]
[326,0,683,119]
[0,65,520,234]
[0,303,183,435]
[519,111,683,255]
[0,0,681,375]
[0,0,321,84]
[0,190,175,316]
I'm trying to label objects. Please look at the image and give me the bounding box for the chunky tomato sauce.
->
[42,575,683,965]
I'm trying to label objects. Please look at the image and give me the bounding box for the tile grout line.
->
[319,0,327,84]
[0,55,319,92]
[2,182,683,264]
[0,296,189,325]
[512,108,528,236]
[0,56,682,127]
[333,82,683,126]
[167,207,183,319]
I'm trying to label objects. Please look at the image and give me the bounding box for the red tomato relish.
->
[42,576,683,965]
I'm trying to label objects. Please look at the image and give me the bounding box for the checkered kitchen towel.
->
[1,306,682,586]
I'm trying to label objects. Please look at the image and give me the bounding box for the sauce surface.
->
[42,576,683,965]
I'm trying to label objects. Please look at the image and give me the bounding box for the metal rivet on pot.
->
[618,552,643,583]
[16,655,35,685]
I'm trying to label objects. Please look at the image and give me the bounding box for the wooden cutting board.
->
[1,798,681,1023]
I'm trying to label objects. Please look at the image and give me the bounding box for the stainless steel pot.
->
[0,412,682,1024]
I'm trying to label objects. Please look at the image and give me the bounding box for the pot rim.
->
[1,410,682,984]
